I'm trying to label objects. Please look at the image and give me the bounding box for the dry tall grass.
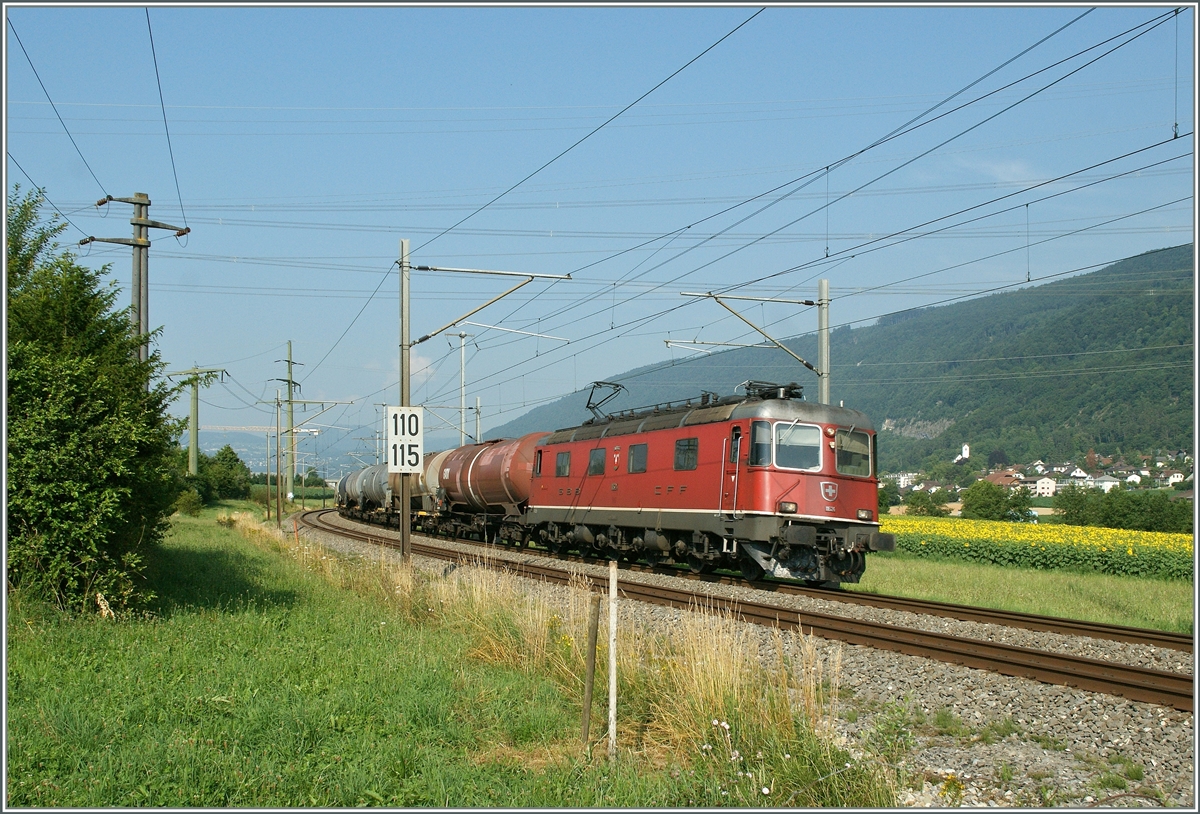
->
[227,512,892,804]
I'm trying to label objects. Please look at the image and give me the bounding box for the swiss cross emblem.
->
[821,482,838,501]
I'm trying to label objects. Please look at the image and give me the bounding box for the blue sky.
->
[5,5,1195,476]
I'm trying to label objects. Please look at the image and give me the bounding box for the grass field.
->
[6,504,891,808]
[853,552,1194,634]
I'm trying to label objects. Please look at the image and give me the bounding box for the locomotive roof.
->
[542,392,873,446]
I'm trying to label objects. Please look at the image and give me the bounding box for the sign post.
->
[388,405,422,560]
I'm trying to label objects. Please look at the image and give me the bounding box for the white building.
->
[1093,475,1122,493]
[1034,476,1056,497]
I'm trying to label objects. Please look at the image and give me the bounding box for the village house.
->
[984,470,1024,489]
[1034,476,1057,497]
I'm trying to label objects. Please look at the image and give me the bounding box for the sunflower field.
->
[879,516,1194,581]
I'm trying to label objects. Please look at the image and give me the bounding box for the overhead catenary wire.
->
[411,7,765,256]
[484,8,1148,338]
[693,10,1185,299]
[6,18,109,199]
[145,8,188,232]
[301,10,765,397]
[472,146,1190,365]
[733,138,1193,298]
[447,241,1193,418]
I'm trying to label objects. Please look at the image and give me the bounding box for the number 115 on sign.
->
[387,406,424,474]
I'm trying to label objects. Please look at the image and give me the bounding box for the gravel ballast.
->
[297,515,1196,808]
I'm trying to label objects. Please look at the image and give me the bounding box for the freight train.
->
[337,381,894,585]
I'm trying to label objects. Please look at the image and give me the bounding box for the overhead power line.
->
[145,9,188,231]
[5,152,90,239]
[304,9,766,399]
[482,8,1109,335]
[412,7,765,254]
[6,18,108,198]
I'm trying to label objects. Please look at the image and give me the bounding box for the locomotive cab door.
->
[721,425,743,519]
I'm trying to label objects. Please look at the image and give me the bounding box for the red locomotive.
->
[338,381,894,585]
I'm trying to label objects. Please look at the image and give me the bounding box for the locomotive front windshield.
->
[835,429,873,477]
[773,422,822,471]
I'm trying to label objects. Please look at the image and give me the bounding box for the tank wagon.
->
[339,381,894,585]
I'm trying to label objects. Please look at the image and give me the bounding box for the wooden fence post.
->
[582,594,602,748]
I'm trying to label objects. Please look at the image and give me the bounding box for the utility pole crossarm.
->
[414,278,533,346]
[79,236,150,248]
[681,291,816,306]
[683,292,819,375]
[82,193,191,368]
[411,265,571,280]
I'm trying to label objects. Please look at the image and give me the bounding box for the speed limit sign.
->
[386,406,424,474]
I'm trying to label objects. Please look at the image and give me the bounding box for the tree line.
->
[882,478,1191,534]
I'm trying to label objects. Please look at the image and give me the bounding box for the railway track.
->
[332,509,1193,653]
[299,509,1195,712]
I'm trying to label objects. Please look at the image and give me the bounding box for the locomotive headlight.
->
[857,509,874,521]
[778,501,797,514]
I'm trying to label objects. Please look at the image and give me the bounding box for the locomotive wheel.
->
[687,554,714,575]
[739,556,765,582]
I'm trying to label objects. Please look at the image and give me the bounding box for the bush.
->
[6,186,183,613]
[903,489,947,517]
[1055,483,1192,534]
[174,489,204,517]
[959,480,1008,521]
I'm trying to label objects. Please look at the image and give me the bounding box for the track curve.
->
[299,509,1194,712]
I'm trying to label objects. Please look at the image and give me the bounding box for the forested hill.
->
[487,244,1194,472]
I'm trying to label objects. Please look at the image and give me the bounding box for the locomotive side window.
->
[835,429,873,477]
[534,450,542,477]
[774,423,821,471]
[628,443,647,474]
[729,426,742,462]
[556,451,571,477]
[674,438,698,471]
[749,421,771,466]
[587,448,606,476]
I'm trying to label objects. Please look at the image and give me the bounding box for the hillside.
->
[487,244,1194,472]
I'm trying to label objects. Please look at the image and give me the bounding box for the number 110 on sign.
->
[387,406,424,474]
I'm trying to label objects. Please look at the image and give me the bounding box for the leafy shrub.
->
[174,489,204,517]
[6,186,183,613]
[1055,483,1192,533]
[903,489,948,517]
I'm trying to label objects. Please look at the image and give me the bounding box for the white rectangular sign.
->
[386,406,424,474]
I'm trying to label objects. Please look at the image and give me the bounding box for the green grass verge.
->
[854,551,1193,634]
[7,505,892,807]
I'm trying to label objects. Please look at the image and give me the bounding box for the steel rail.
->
[300,510,1193,712]
[337,508,1193,653]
